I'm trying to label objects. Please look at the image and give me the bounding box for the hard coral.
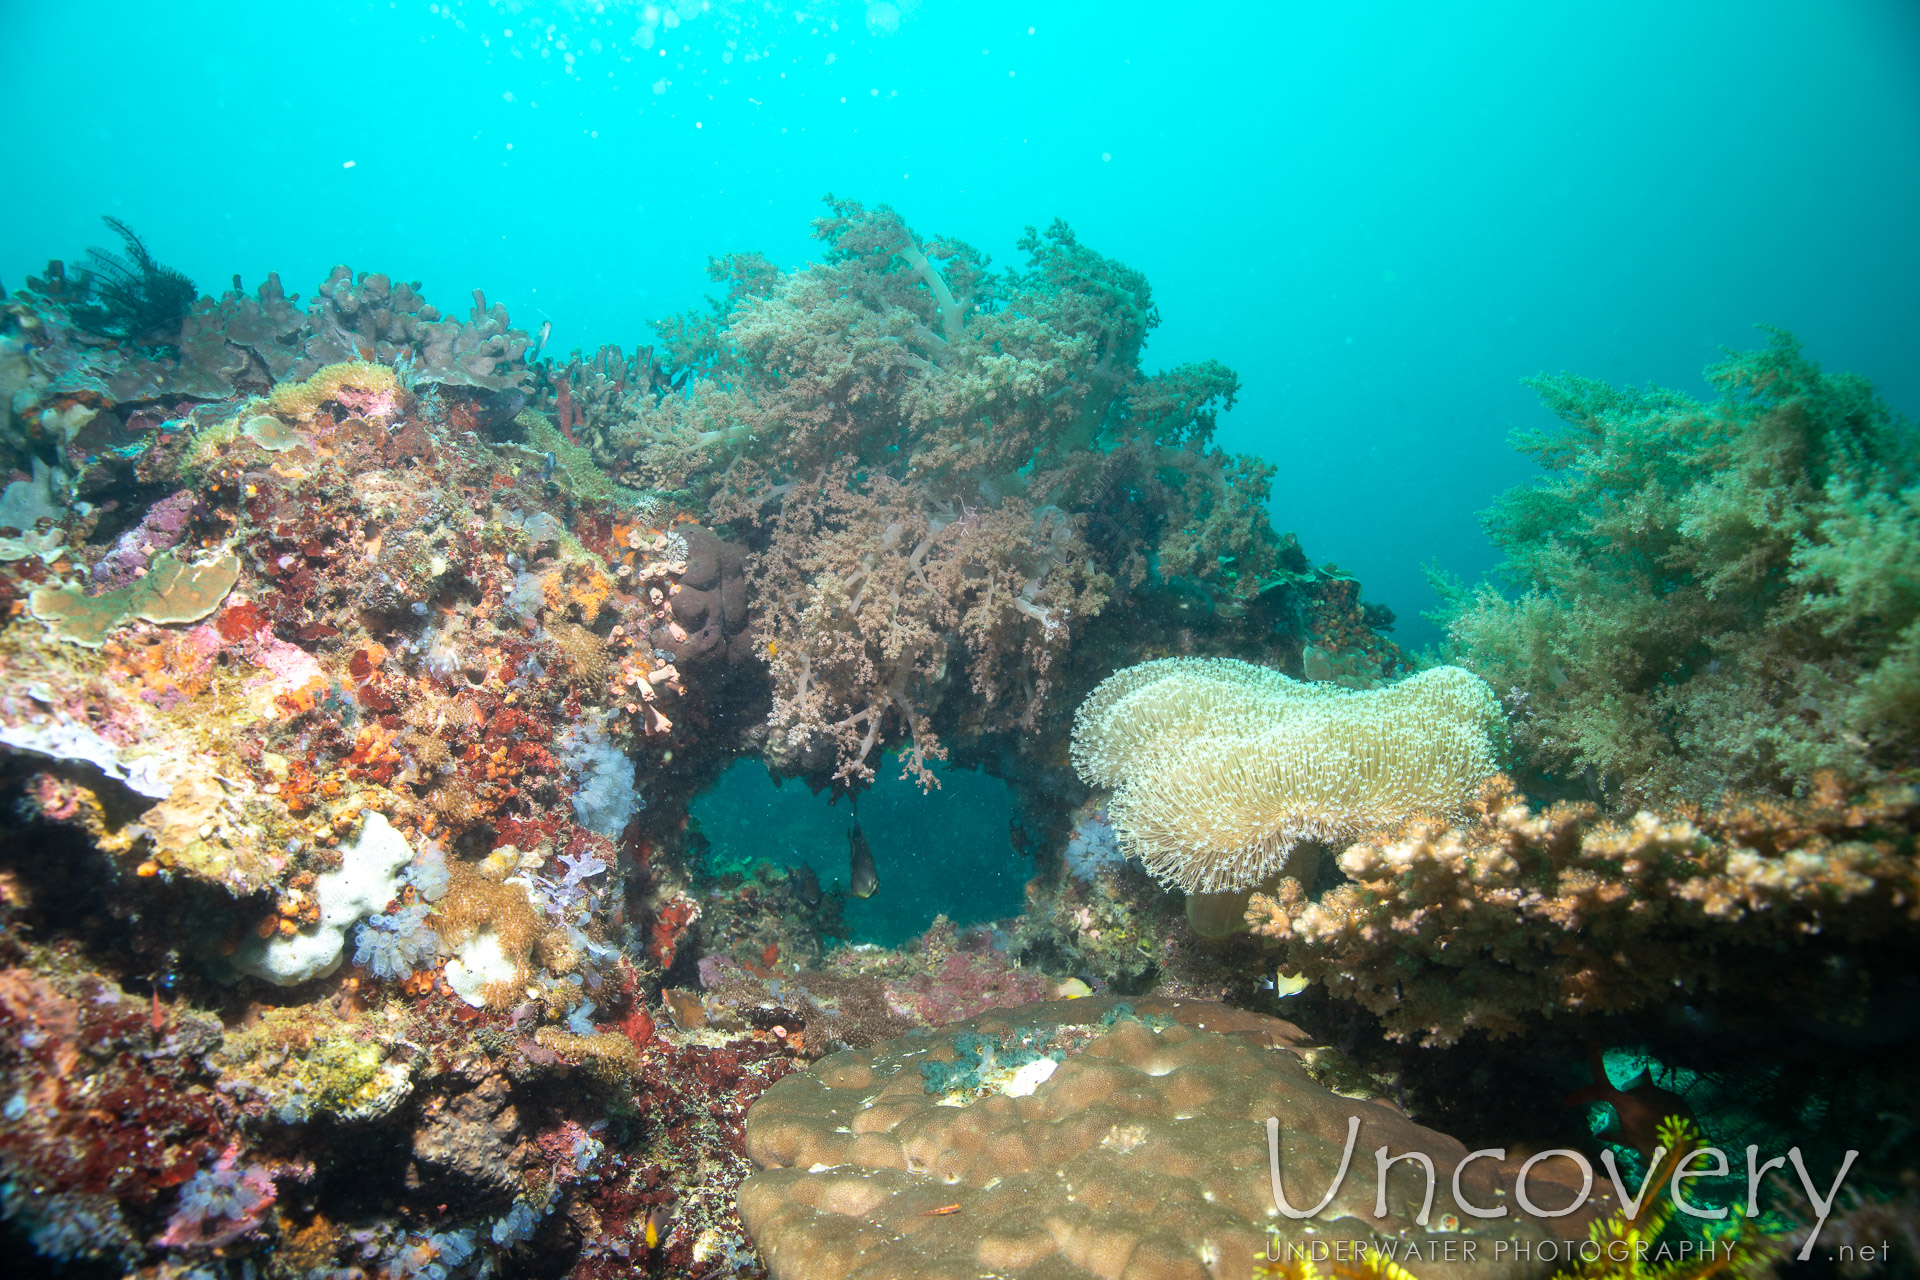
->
[265,359,400,421]
[739,997,1586,1280]
[1247,773,1920,1045]
[30,549,239,647]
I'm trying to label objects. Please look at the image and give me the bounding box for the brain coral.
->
[739,998,1587,1280]
[1071,660,1502,893]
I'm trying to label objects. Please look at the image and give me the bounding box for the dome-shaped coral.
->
[739,998,1586,1280]
[1071,658,1502,893]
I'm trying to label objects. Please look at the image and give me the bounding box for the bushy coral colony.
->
[0,200,1915,1280]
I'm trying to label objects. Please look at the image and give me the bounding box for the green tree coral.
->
[1438,330,1920,804]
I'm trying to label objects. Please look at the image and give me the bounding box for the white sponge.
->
[232,812,412,986]
[444,929,519,1008]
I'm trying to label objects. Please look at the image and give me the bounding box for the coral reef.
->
[1072,658,1502,892]
[1246,773,1920,1046]
[593,198,1356,788]
[5,201,1878,1280]
[231,811,415,986]
[30,549,239,647]
[1436,330,1920,806]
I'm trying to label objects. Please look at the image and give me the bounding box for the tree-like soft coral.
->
[1436,329,1920,805]
[1246,773,1920,1046]
[757,465,1111,786]
[608,198,1294,786]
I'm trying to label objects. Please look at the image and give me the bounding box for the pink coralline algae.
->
[874,948,1053,1026]
[245,627,327,704]
[89,489,197,592]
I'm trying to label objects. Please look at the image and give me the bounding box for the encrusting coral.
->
[1435,330,1920,806]
[1246,772,1920,1046]
[28,550,240,647]
[264,359,399,420]
[1072,658,1502,893]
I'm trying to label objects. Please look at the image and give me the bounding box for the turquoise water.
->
[5,0,1916,645]
[690,756,1025,944]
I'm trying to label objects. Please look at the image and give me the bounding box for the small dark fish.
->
[848,821,879,899]
[472,386,528,434]
[790,859,822,907]
[1563,1043,1694,1160]
[540,451,557,482]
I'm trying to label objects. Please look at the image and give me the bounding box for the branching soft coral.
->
[757,464,1109,787]
[616,198,1305,785]
[1436,329,1920,805]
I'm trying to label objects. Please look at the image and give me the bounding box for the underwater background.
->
[5,0,1918,649]
[3,3,1920,1278]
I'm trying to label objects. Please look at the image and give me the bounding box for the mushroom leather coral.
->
[1072,659,1501,893]
[738,997,1585,1280]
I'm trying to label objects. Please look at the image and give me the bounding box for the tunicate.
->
[410,601,429,616]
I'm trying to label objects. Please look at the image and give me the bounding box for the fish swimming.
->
[848,821,879,898]
[643,1194,676,1250]
[790,858,822,907]
[1271,969,1310,998]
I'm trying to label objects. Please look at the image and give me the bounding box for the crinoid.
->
[71,216,198,348]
